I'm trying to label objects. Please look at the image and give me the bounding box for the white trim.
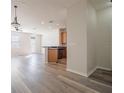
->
[87,67,97,77]
[87,66,112,77]
[66,67,112,78]
[66,68,88,77]
[97,66,112,71]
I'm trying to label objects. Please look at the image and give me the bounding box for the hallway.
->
[11,54,111,93]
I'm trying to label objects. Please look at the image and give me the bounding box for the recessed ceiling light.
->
[41,21,44,24]
[57,24,59,26]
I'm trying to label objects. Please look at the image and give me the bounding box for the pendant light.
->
[11,5,21,31]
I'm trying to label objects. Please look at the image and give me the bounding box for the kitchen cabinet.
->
[48,48,58,62]
[59,28,67,45]
[47,47,66,63]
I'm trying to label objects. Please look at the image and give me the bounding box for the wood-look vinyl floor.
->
[11,54,112,93]
[89,69,112,86]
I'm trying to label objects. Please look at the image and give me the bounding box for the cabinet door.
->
[48,49,58,62]
[62,32,67,44]
[60,32,67,45]
[58,47,67,59]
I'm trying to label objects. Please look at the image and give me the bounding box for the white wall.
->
[96,7,112,70]
[67,0,88,76]
[42,31,59,46]
[30,34,42,53]
[87,1,97,76]
[67,0,112,77]
[11,32,42,56]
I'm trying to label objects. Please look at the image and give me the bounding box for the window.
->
[11,32,20,48]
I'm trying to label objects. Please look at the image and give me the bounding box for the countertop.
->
[42,45,67,48]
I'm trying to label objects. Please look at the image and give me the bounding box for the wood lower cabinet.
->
[48,48,58,62]
[58,47,66,59]
[48,47,66,63]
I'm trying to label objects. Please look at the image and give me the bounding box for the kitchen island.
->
[43,46,67,64]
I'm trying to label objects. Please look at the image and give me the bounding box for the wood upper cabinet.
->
[61,32,67,44]
[59,28,67,45]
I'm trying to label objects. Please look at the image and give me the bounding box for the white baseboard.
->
[87,66,112,77]
[97,66,112,71]
[66,69,88,77]
[66,66,112,78]
[87,67,97,77]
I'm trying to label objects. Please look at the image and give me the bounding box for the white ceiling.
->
[89,0,112,10]
[11,0,112,34]
[11,0,80,34]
